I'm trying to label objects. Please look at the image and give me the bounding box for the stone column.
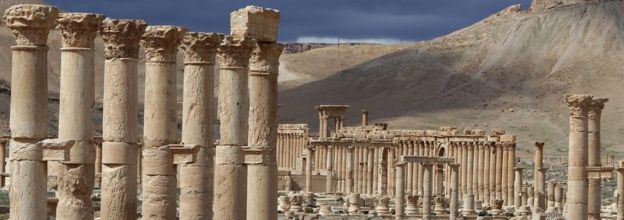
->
[0,140,5,188]
[489,143,497,203]
[99,19,145,220]
[547,181,556,212]
[461,142,468,197]
[496,143,504,200]
[588,98,607,220]
[418,142,425,195]
[140,25,185,219]
[423,162,434,220]
[534,141,546,211]
[4,5,58,219]
[467,142,475,198]
[616,166,624,220]
[246,41,284,220]
[347,146,354,193]
[555,183,563,211]
[214,36,254,220]
[449,163,460,220]
[94,139,102,189]
[477,141,485,202]
[514,168,523,210]
[179,32,223,220]
[55,13,103,220]
[325,145,334,192]
[435,164,444,196]
[305,147,314,194]
[395,162,406,220]
[564,94,592,220]
[502,143,509,205]
[362,110,369,126]
[507,143,516,206]
[367,146,374,194]
[483,142,490,203]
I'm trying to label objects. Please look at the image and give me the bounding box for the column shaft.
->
[449,164,459,220]
[423,163,434,220]
[395,163,406,219]
[565,94,592,220]
[5,5,58,220]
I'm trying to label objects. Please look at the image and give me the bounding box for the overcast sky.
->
[47,0,532,44]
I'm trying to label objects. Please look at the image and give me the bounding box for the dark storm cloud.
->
[46,0,533,42]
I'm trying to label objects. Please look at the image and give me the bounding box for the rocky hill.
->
[278,0,624,158]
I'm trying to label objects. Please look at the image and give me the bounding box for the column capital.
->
[181,32,224,65]
[217,36,255,68]
[588,97,608,118]
[564,94,592,117]
[141,25,187,62]
[3,4,59,47]
[449,163,460,169]
[100,19,147,59]
[535,141,545,150]
[249,42,284,75]
[57,13,104,48]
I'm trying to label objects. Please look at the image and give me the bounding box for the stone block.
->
[230,5,280,43]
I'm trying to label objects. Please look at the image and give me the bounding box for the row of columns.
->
[450,141,516,206]
[276,132,307,171]
[4,4,282,220]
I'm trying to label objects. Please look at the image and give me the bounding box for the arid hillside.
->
[278,1,624,158]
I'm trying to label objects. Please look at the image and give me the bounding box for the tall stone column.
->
[325,146,334,192]
[99,19,145,220]
[4,5,58,219]
[367,146,374,194]
[534,141,546,211]
[246,40,283,220]
[507,143,516,206]
[55,13,103,220]
[305,147,314,194]
[495,143,504,200]
[616,166,624,220]
[467,142,475,197]
[461,142,468,197]
[564,94,592,220]
[588,98,607,220]
[489,142,497,203]
[501,143,509,205]
[141,25,186,219]
[483,142,490,203]
[214,36,254,220]
[514,168,523,210]
[347,146,355,193]
[477,141,485,202]
[423,163,434,220]
[179,32,223,220]
[395,162,406,220]
[449,163,460,220]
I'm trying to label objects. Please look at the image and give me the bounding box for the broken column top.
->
[3,4,59,46]
[181,32,224,64]
[100,19,147,59]
[57,13,105,48]
[141,25,187,62]
[249,42,284,74]
[230,5,280,43]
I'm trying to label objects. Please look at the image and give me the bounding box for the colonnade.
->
[276,124,309,173]
[3,4,282,220]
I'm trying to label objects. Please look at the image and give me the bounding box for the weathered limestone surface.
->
[55,12,103,220]
[4,4,58,220]
[588,97,607,220]
[214,36,254,220]
[100,18,146,220]
[180,32,223,220]
[449,163,459,220]
[230,5,280,43]
[395,162,406,219]
[141,25,186,219]
[246,41,284,220]
[565,94,592,220]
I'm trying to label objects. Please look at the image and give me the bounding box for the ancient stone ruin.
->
[0,2,623,220]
